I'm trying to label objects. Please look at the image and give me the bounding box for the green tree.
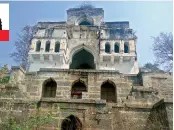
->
[143,63,164,72]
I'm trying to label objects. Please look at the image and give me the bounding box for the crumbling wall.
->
[145,100,171,130]
[141,72,173,100]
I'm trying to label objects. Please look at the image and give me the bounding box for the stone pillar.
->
[120,40,124,54]
[111,55,114,64]
[9,66,25,84]
[49,54,53,62]
[40,54,44,63]
[131,57,135,64]
[100,55,103,62]
[59,54,64,63]
[119,56,123,64]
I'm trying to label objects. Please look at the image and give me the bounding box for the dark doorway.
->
[79,21,91,25]
[71,81,87,99]
[101,81,116,102]
[42,79,57,98]
[70,49,95,69]
[61,115,82,130]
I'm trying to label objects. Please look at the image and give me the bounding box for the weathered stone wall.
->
[0,67,172,130]
[145,99,172,130]
[0,98,170,130]
[141,72,173,100]
[18,69,137,103]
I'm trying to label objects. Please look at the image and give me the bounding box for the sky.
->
[0,1,173,68]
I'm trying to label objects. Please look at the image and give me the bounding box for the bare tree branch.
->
[10,25,37,70]
[152,32,173,72]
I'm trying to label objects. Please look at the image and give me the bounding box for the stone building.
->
[0,5,173,130]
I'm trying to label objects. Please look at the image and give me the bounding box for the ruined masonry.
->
[0,5,173,130]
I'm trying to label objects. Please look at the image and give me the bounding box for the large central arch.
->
[69,45,97,69]
[70,49,95,69]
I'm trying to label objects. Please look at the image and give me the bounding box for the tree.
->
[10,25,36,70]
[143,63,164,72]
[0,64,10,84]
[152,32,173,72]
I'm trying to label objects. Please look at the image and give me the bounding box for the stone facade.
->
[0,66,172,130]
[0,5,173,130]
[28,6,138,74]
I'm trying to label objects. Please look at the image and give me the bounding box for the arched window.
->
[55,42,60,52]
[45,41,50,52]
[105,43,110,53]
[71,80,87,99]
[79,21,91,25]
[36,41,41,52]
[42,78,57,98]
[101,81,116,102]
[61,115,82,130]
[114,43,119,53]
[124,42,129,53]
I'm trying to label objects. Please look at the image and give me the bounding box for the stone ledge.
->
[40,98,106,104]
[39,68,120,74]
[132,86,156,92]
[11,66,26,74]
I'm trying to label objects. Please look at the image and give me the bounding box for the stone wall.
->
[0,67,172,130]
[0,98,171,130]
[18,69,137,103]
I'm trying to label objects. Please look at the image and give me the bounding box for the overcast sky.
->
[0,1,172,68]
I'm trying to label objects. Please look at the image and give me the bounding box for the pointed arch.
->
[61,115,82,130]
[101,80,117,103]
[45,41,50,52]
[75,15,94,25]
[105,42,110,53]
[71,79,87,99]
[114,42,119,53]
[42,78,57,98]
[36,40,41,52]
[124,42,129,53]
[55,41,60,52]
[69,45,97,68]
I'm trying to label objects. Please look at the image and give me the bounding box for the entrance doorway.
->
[70,49,95,69]
[61,115,82,130]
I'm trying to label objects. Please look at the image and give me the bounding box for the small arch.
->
[55,41,60,52]
[71,80,87,99]
[79,21,92,25]
[105,42,110,53]
[42,78,57,98]
[114,43,119,53]
[101,80,116,103]
[36,40,41,52]
[45,41,50,52]
[76,15,94,26]
[124,42,129,53]
[61,115,82,130]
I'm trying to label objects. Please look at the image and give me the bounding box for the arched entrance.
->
[70,49,95,69]
[71,80,87,99]
[42,78,57,98]
[61,115,82,130]
[101,80,116,103]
